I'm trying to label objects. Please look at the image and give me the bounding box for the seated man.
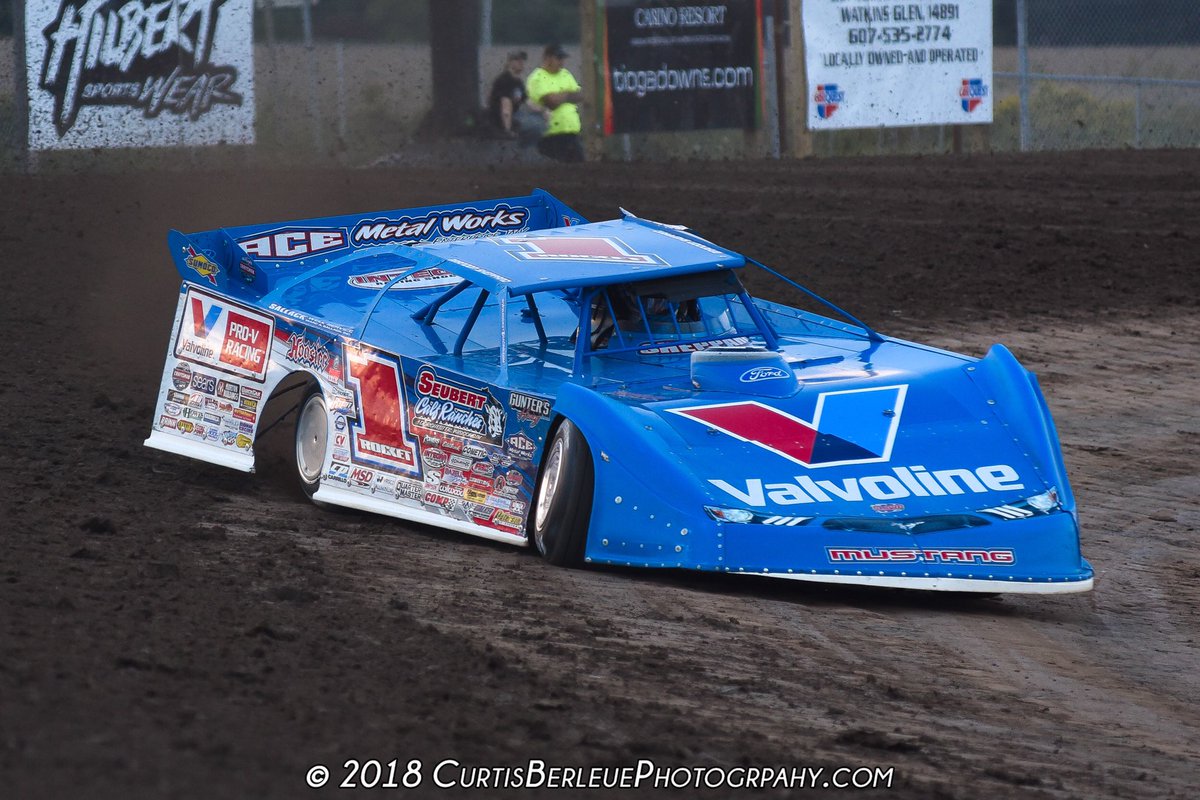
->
[487,50,543,144]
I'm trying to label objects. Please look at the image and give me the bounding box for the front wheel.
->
[531,419,593,566]
[294,385,329,501]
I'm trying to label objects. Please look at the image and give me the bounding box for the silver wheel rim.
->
[296,393,328,484]
[535,436,566,539]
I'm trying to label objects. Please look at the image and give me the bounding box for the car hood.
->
[600,341,1054,518]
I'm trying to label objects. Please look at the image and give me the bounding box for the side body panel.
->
[146,284,554,544]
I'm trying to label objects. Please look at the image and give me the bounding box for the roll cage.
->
[407,263,878,376]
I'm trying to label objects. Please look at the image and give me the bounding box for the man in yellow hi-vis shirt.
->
[526,44,585,162]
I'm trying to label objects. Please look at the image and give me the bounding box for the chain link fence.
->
[4,1,1200,167]
[995,0,1200,151]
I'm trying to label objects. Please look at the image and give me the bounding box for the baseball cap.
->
[544,43,568,59]
[507,50,527,61]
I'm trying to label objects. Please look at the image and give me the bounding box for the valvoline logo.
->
[814,84,843,119]
[669,385,907,468]
[960,79,988,112]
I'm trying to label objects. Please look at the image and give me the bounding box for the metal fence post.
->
[1017,0,1031,152]
[1134,81,1142,149]
[301,0,324,154]
[336,40,347,152]
[764,12,781,159]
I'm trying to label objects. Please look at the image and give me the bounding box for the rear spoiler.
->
[167,189,587,301]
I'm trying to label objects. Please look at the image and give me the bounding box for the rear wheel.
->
[294,385,329,501]
[531,419,593,566]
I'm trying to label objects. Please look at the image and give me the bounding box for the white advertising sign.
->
[803,1,993,129]
[24,0,255,151]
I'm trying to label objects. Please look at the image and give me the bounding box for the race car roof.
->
[411,217,746,294]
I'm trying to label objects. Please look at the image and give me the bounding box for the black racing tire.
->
[530,419,594,566]
[294,384,330,502]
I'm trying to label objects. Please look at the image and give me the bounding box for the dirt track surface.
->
[2,150,1200,798]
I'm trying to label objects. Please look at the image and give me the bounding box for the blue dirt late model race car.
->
[145,190,1093,594]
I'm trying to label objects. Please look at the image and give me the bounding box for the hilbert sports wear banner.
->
[803,0,993,129]
[600,1,762,135]
[23,0,255,151]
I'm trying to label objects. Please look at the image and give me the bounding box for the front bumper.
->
[583,476,1093,594]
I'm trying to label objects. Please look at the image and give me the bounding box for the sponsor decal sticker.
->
[826,547,1015,565]
[159,415,177,430]
[708,464,1025,508]
[424,491,457,510]
[492,511,523,530]
[960,78,988,113]
[509,391,552,425]
[33,0,248,143]
[498,235,666,265]
[448,454,474,471]
[280,329,339,376]
[410,367,506,445]
[351,206,529,246]
[175,288,273,381]
[740,366,791,383]
[216,380,240,402]
[171,362,192,390]
[421,448,447,469]
[814,84,844,119]
[183,245,219,286]
[237,228,347,261]
[871,502,905,514]
[191,371,217,395]
[639,336,751,356]
[505,433,536,461]
[671,385,908,468]
[345,349,419,475]
[347,267,459,292]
